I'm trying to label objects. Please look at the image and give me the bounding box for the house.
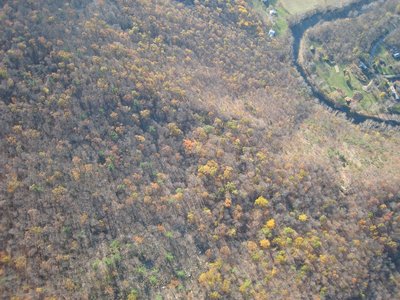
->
[359,61,368,70]
[268,29,276,38]
[395,81,400,97]
[390,85,400,101]
[269,9,277,16]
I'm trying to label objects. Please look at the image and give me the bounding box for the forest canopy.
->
[0,0,399,299]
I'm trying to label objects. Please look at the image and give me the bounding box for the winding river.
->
[289,0,400,127]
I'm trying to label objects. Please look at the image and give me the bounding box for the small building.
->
[390,85,400,101]
[269,9,277,16]
[362,80,374,92]
[393,52,400,60]
[268,29,276,38]
[359,61,368,70]
[395,82,400,98]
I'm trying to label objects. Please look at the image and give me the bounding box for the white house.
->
[268,29,276,38]
[269,9,277,16]
[390,85,399,100]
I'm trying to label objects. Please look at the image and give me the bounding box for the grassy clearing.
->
[316,63,353,95]
[279,0,351,15]
[251,0,289,36]
[306,37,400,115]
[275,6,290,35]
[315,62,379,112]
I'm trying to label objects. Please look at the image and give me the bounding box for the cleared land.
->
[314,62,379,112]
[251,0,289,35]
[279,0,352,14]
[299,0,400,117]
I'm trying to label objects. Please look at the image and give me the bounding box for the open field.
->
[314,61,380,113]
[298,0,400,117]
[279,0,352,14]
[251,0,289,35]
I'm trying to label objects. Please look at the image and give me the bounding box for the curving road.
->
[289,0,400,128]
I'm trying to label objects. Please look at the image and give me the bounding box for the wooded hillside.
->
[1,1,399,299]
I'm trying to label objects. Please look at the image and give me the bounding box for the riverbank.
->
[288,0,400,127]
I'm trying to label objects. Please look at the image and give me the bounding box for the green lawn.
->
[316,63,353,95]
[275,6,289,34]
[251,0,289,36]
[279,0,351,15]
[315,62,379,112]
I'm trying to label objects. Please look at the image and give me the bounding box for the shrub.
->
[265,219,276,230]
[0,67,8,79]
[198,160,219,177]
[176,270,186,279]
[260,239,271,249]
[298,214,308,222]
[165,252,174,262]
[239,279,252,294]
[247,241,258,252]
[254,196,269,207]
[167,123,183,136]
[127,289,138,300]
[210,291,221,299]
